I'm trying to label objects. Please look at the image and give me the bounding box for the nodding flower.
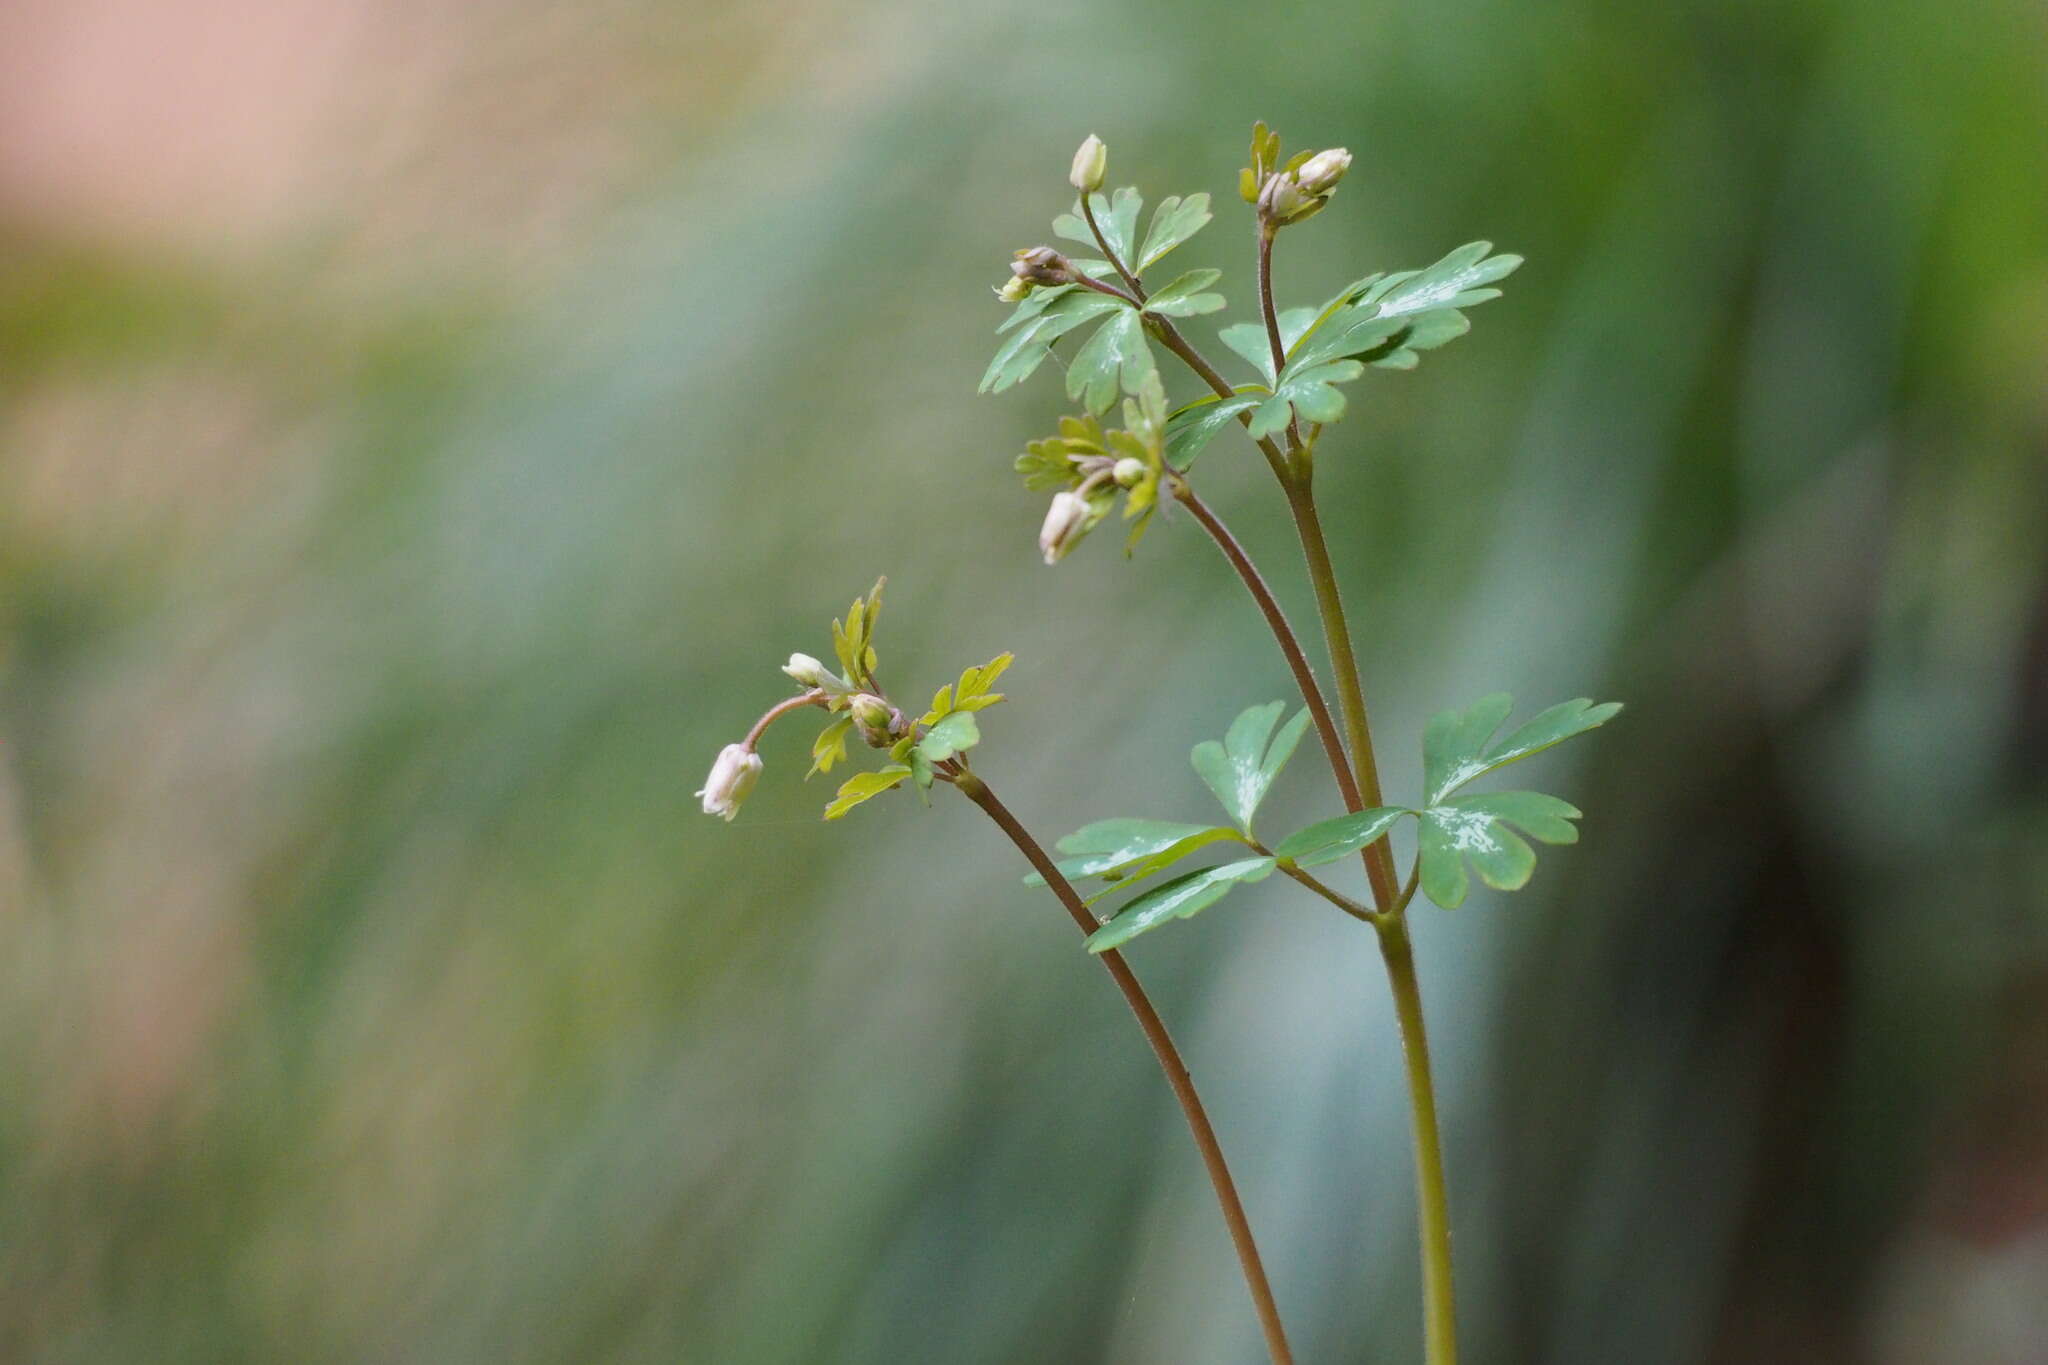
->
[1038,490,1092,565]
[696,743,763,822]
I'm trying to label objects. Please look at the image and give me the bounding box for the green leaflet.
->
[1085,856,1278,953]
[1024,822,1248,890]
[1190,702,1312,834]
[1136,193,1213,269]
[1422,694,1623,806]
[1416,791,1582,909]
[1065,309,1159,416]
[1271,806,1411,868]
[1142,268,1226,318]
[1164,392,1265,468]
[1245,360,1365,439]
[980,290,1126,396]
[917,712,980,763]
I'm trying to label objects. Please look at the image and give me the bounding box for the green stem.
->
[1279,465,1401,910]
[954,771,1295,1365]
[1376,913,1458,1365]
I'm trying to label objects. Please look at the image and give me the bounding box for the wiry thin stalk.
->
[954,770,1295,1365]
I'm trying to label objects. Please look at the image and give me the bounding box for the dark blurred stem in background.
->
[951,770,1295,1365]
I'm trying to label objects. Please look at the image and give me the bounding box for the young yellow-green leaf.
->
[1137,193,1213,270]
[823,765,911,819]
[1272,806,1412,868]
[1416,791,1582,908]
[1086,856,1277,953]
[1142,268,1225,318]
[1422,694,1623,805]
[953,652,1012,711]
[917,712,980,763]
[809,715,853,777]
[1190,702,1312,833]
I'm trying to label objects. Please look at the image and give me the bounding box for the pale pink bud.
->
[696,743,762,822]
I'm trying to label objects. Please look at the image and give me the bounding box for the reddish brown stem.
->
[955,772,1295,1365]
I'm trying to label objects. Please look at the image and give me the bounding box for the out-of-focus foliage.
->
[1,0,2044,1360]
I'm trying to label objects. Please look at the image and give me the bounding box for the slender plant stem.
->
[954,771,1295,1365]
[1080,197,1147,300]
[1172,481,1363,816]
[1278,466,1402,910]
[743,692,824,746]
[1377,913,1458,1365]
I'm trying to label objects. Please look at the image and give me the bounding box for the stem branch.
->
[956,772,1294,1365]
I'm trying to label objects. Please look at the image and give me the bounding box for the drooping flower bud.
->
[1039,490,1092,565]
[1111,457,1147,488]
[1295,147,1352,195]
[696,743,762,822]
[997,276,1032,304]
[848,693,899,747]
[1068,134,1107,193]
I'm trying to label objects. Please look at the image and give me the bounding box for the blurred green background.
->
[2,0,2044,1360]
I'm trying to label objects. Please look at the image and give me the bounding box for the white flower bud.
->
[1295,147,1352,195]
[696,743,762,822]
[997,276,1032,303]
[1112,457,1147,488]
[1039,490,1091,565]
[1068,134,1107,193]
[782,652,836,689]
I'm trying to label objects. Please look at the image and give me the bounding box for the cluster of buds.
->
[1257,147,1352,227]
[998,245,1078,304]
[848,692,908,748]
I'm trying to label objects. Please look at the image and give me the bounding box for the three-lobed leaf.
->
[1190,702,1312,833]
[1416,791,1581,908]
[1085,856,1277,953]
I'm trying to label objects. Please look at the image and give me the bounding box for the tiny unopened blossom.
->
[848,693,899,747]
[997,276,1032,304]
[1295,147,1352,195]
[1069,134,1107,193]
[696,743,762,822]
[1112,457,1147,488]
[1011,246,1073,286]
[783,653,840,690]
[1039,490,1091,565]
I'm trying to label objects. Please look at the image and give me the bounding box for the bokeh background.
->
[2,0,2044,1360]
